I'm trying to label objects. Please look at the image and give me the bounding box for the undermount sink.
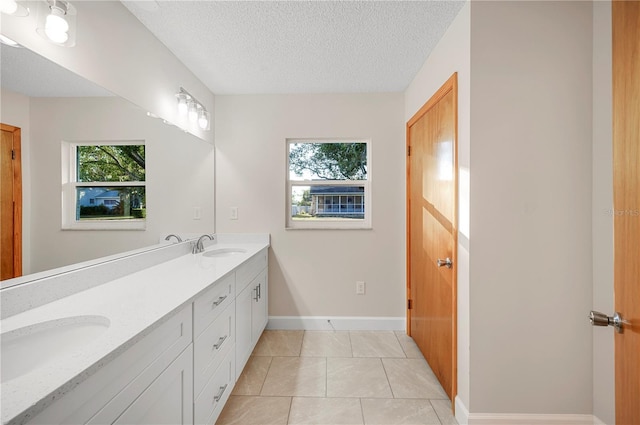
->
[1,315,110,382]
[202,248,247,258]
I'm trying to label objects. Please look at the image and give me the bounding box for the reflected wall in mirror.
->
[0,44,215,282]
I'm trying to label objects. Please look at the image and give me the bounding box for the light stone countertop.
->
[0,234,270,425]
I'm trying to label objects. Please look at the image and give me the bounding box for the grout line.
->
[379,357,397,399]
[429,399,446,425]
[286,396,293,425]
[256,356,273,396]
[358,397,365,425]
[393,329,409,358]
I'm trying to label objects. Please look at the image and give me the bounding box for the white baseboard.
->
[267,316,405,331]
[468,413,602,425]
[455,396,470,425]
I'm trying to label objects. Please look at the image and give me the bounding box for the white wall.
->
[26,96,214,273]
[215,93,405,319]
[0,89,32,274]
[469,1,593,414]
[404,1,471,413]
[591,2,614,423]
[0,1,214,143]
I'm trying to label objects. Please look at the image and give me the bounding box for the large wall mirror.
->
[1,43,216,286]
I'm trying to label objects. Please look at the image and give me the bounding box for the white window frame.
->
[61,140,146,230]
[286,138,372,230]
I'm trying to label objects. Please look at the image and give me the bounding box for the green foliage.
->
[78,145,145,182]
[289,142,367,180]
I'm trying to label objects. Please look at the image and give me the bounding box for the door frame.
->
[1,123,22,279]
[405,73,459,405]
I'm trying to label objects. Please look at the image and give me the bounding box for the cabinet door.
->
[113,346,193,425]
[251,270,268,343]
[235,282,253,380]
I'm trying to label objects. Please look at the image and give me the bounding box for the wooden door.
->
[406,73,458,402]
[1,123,22,280]
[612,2,640,423]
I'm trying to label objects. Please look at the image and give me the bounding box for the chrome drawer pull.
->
[213,384,228,403]
[213,335,228,350]
[212,295,227,307]
[253,287,259,302]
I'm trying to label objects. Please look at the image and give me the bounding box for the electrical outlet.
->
[230,207,238,220]
[193,206,201,220]
[356,281,366,295]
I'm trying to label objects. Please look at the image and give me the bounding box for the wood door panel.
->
[1,128,14,279]
[612,1,640,423]
[407,73,458,404]
[1,124,21,280]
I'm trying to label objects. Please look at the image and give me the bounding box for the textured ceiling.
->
[0,44,113,97]
[122,0,465,94]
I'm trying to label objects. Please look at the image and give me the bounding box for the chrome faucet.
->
[193,234,214,254]
[164,234,182,243]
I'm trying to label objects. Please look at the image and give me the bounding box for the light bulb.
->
[198,109,209,130]
[177,95,188,115]
[188,102,198,123]
[0,0,18,14]
[44,6,69,43]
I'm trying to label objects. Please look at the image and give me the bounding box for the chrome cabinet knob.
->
[589,310,624,333]
[437,257,453,268]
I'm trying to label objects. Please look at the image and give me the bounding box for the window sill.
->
[62,220,146,231]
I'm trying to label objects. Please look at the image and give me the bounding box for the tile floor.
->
[216,330,458,425]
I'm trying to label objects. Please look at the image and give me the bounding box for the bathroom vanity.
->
[0,234,269,425]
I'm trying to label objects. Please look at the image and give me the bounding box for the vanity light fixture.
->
[36,0,76,46]
[0,0,28,16]
[176,87,210,130]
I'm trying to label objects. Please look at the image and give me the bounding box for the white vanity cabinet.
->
[234,249,268,379]
[30,305,193,425]
[192,273,236,424]
[16,245,269,425]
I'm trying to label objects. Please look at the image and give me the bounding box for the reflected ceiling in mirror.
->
[1,43,113,97]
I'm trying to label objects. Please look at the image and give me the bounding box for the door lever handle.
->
[437,257,453,268]
[589,310,624,333]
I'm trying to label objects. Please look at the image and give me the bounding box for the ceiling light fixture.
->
[36,0,76,46]
[0,0,28,16]
[176,87,210,131]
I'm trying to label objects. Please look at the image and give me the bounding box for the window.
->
[287,139,371,229]
[62,141,146,230]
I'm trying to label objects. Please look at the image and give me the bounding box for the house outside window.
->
[287,139,371,229]
[62,141,146,230]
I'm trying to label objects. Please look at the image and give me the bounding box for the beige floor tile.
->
[232,356,272,395]
[301,331,353,357]
[430,399,458,425]
[215,395,291,425]
[394,331,425,359]
[288,397,364,425]
[382,358,448,399]
[350,331,406,358]
[261,357,326,397]
[361,398,442,425]
[327,357,392,398]
[253,330,304,356]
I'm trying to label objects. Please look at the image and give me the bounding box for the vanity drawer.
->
[193,272,235,337]
[235,248,267,294]
[194,347,235,425]
[194,302,235,397]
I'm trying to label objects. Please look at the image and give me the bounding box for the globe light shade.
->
[36,0,76,46]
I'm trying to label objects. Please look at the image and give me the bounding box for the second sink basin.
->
[203,248,247,258]
[1,315,110,382]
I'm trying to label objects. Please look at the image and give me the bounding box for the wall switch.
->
[230,207,238,220]
[356,281,366,295]
[193,206,201,220]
